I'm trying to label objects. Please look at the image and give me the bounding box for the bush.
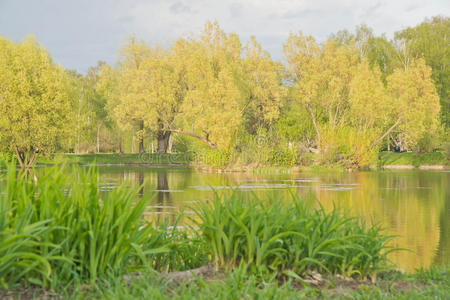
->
[194,191,395,280]
[319,126,378,168]
[0,152,14,169]
[0,164,185,288]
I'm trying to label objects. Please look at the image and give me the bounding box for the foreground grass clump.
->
[195,192,395,280]
[0,164,203,289]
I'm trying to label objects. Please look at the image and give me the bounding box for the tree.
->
[114,37,152,153]
[331,24,397,82]
[346,60,391,164]
[113,38,185,153]
[86,61,114,153]
[384,58,441,149]
[0,36,71,170]
[348,60,390,131]
[240,37,286,133]
[175,22,243,150]
[95,62,125,153]
[394,16,449,127]
[66,70,97,153]
[283,32,359,147]
[138,48,183,153]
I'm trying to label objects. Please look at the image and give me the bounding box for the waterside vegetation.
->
[0,17,449,171]
[1,164,448,299]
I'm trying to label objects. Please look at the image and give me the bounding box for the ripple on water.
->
[319,187,355,191]
[282,178,320,182]
[189,184,290,191]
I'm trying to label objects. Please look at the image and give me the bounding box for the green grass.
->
[34,152,192,166]
[378,151,447,167]
[194,191,396,280]
[23,266,446,299]
[0,163,201,289]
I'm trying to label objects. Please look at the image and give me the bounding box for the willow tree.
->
[113,38,184,153]
[395,16,449,127]
[331,25,397,82]
[283,32,359,147]
[66,69,103,153]
[95,62,125,153]
[384,58,440,149]
[0,36,71,170]
[174,22,243,150]
[346,60,391,164]
[240,37,286,133]
[138,49,183,153]
[348,60,390,132]
[114,37,151,153]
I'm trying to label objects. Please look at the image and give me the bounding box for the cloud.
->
[0,0,448,72]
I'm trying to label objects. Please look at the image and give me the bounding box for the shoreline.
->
[3,161,448,172]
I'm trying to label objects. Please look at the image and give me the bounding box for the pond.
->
[89,166,449,273]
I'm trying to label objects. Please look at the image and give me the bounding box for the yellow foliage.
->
[387,58,440,148]
[0,35,72,165]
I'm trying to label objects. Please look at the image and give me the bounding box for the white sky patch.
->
[0,0,448,73]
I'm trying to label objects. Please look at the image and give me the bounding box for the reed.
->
[0,163,176,288]
[193,191,396,280]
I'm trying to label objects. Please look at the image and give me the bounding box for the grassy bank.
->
[3,266,449,299]
[45,151,450,169]
[378,151,448,167]
[70,266,450,299]
[2,151,448,173]
[36,152,192,166]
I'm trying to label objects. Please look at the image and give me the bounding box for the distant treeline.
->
[0,16,448,168]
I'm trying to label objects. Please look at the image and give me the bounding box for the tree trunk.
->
[139,121,145,153]
[14,146,37,175]
[371,118,401,148]
[157,131,171,153]
[167,134,173,153]
[119,134,123,154]
[96,124,101,153]
[306,103,320,146]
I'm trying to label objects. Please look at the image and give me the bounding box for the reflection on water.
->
[52,166,450,272]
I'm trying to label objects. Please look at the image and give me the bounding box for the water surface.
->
[89,166,449,272]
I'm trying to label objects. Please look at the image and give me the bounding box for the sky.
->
[0,0,448,73]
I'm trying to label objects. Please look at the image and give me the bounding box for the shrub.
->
[319,125,378,168]
[194,191,396,280]
[0,164,180,287]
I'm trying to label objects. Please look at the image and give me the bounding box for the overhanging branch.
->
[167,129,218,149]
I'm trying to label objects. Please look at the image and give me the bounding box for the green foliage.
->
[63,266,450,299]
[194,191,395,279]
[319,126,378,168]
[0,209,57,289]
[276,99,315,145]
[0,164,189,288]
[0,36,72,169]
[232,128,298,167]
[0,153,14,169]
[193,146,231,168]
[75,268,317,300]
[2,18,447,168]
[395,16,450,127]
